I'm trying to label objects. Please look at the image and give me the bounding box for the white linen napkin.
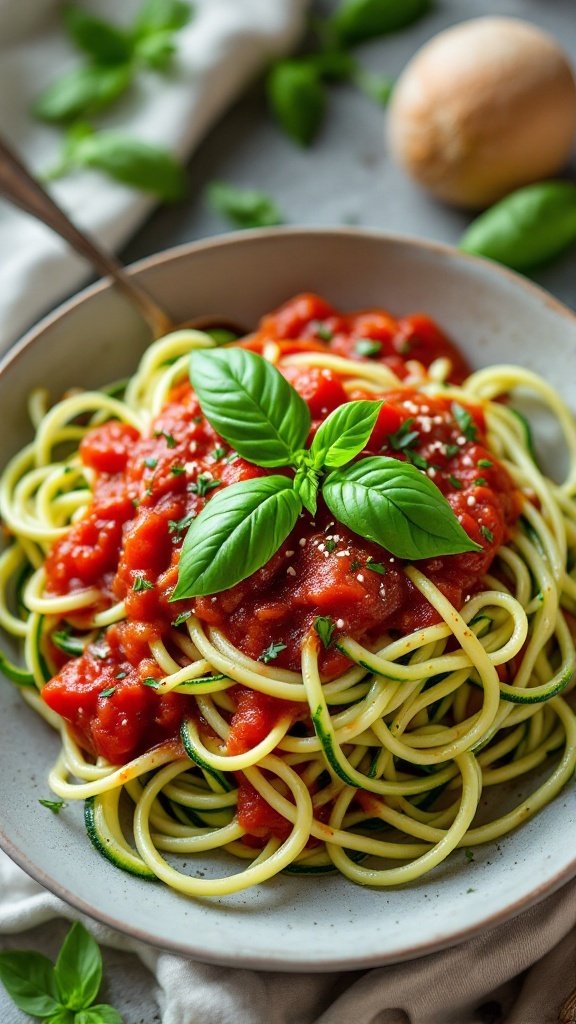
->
[0,0,308,347]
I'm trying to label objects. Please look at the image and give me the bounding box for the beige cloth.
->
[1,847,575,1022]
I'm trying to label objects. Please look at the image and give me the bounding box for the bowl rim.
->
[2,224,576,970]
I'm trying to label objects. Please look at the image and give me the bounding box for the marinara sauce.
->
[41,294,521,838]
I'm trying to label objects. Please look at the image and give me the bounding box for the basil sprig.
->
[173,350,480,599]
[0,921,122,1023]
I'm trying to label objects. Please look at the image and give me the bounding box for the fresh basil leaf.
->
[451,402,477,442]
[460,181,576,271]
[134,31,176,70]
[267,60,326,146]
[207,181,283,229]
[63,5,133,64]
[330,0,432,47]
[309,50,357,82]
[354,69,394,106]
[75,1006,124,1024]
[0,951,61,1017]
[33,63,133,122]
[293,466,319,515]
[55,921,102,1011]
[322,456,481,560]
[172,477,302,598]
[47,1011,75,1024]
[67,130,187,201]
[189,349,311,467]
[310,400,382,468]
[133,0,192,37]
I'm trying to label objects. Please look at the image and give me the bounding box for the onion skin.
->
[387,17,576,210]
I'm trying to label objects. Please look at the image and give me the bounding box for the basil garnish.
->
[189,348,311,468]
[172,349,481,600]
[323,457,478,560]
[173,477,302,598]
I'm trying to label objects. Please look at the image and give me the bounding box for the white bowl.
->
[1,228,576,971]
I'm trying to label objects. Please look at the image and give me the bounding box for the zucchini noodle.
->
[1,307,576,899]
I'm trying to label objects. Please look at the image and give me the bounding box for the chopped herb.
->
[172,610,192,628]
[115,671,127,679]
[132,497,140,507]
[480,525,494,543]
[388,417,420,453]
[314,615,336,649]
[133,576,154,591]
[465,848,474,862]
[325,539,336,552]
[192,415,203,424]
[226,451,239,463]
[142,677,160,688]
[168,511,196,536]
[212,446,227,460]
[99,686,116,698]
[39,799,66,814]
[154,430,176,448]
[144,457,158,468]
[171,464,186,476]
[478,459,493,469]
[144,483,154,497]
[92,644,110,660]
[406,450,428,470]
[259,641,288,663]
[311,321,333,342]
[445,443,460,458]
[188,473,221,498]
[350,560,360,570]
[448,475,462,490]
[452,402,478,442]
[395,339,411,355]
[473,477,488,487]
[366,562,387,575]
[355,337,382,358]
[466,887,476,893]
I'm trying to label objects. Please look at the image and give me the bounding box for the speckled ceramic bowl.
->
[1,228,576,970]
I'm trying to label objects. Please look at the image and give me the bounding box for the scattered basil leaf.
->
[329,0,432,47]
[133,0,192,37]
[478,459,493,469]
[259,641,288,663]
[207,181,283,229]
[323,456,481,560]
[315,616,336,649]
[267,59,326,147]
[387,418,420,453]
[34,63,133,123]
[459,181,576,272]
[310,400,382,468]
[39,799,66,814]
[99,687,116,698]
[189,348,311,468]
[144,457,158,469]
[142,677,160,688]
[172,477,302,598]
[64,128,187,202]
[188,473,221,498]
[0,951,61,1017]
[354,69,394,106]
[54,921,102,1012]
[75,1006,124,1024]
[63,5,133,64]
[448,474,462,490]
[168,511,196,536]
[480,526,494,543]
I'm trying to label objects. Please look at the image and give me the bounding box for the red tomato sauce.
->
[41,294,522,839]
